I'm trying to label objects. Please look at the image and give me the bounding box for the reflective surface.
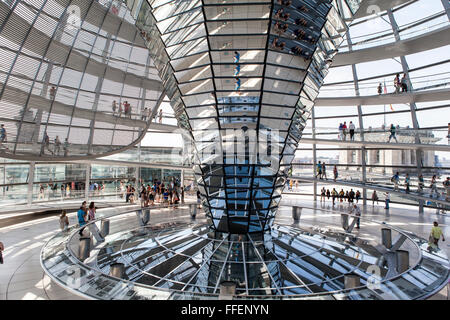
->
[124,0,364,233]
[96,223,387,295]
[41,206,450,300]
[0,0,163,160]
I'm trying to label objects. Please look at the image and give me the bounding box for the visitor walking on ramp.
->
[388,124,398,143]
[427,221,445,252]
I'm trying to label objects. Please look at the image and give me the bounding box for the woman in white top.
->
[59,210,69,231]
[349,122,356,141]
[88,202,96,221]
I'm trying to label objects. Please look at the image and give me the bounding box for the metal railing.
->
[40,204,449,300]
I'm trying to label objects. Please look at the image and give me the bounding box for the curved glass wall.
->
[0,144,194,206]
[125,0,368,234]
[0,0,448,215]
[0,0,164,160]
[291,0,450,210]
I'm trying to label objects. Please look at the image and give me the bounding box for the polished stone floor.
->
[0,194,448,300]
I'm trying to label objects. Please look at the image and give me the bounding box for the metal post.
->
[344,275,360,289]
[27,161,35,206]
[441,0,450,20]
[142,209,150,225]
[100,219,110,238]
[2,165,5,199]
[135,165,140,198]
[30,10,68,154]
[85,163,91,202]
[312,108,317,201]
[190,203,197,219]
[181,169,185,203]
[341,214,349,230]
[109,263,125,279]
[136,209,150,226]
[292,206,301,223]
[387,10,424,213]
[219,281,236,300]
[396,250,409,273]
[381,228,392,249]
[78,237,91,261]
[346,30,367,206]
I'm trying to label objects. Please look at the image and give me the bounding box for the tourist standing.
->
[349,121,356,141]
[234,51,240,63]
[320,187,326,202]
[351,204,361,229]
[0,124,7,146]
[49,86,56,100]
[118,101,123,117]
[391,172,400,191]
[63,138,69,156]
[349,189,355,203]
[38,184,45,200]
[388,124,398,143]
[418,174,424,193]
[401,73,408,92]
[42,131,53,155]
[331,188,338,205]
[54,136,61,155]
[112,100,117,116]
[59,210,69,231]
[443,177,450,201]
[88,202,96,221]
[371,190,379,205]
[405,173,410,193]
[384,192,390,209]
[394,74,400,93]
[355,190,361,203]
[321,162,327,180]
[77,202,87,236]
[447,122,450,145]
[342,122,348,141]
[333,165,338,181]
[142,107,148,121]
[316,161,322,179]
[338,123,343,140]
